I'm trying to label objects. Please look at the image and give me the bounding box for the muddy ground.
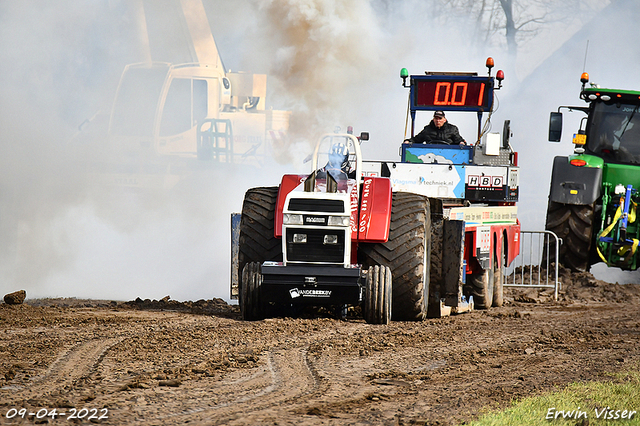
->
[1,267,640,425]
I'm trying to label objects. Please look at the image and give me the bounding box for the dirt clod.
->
[4,289,26,305]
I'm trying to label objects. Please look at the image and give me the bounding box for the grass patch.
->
[467,367,640,425]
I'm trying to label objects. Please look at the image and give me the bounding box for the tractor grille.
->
[285,227,346,263]
[288,198,345,213]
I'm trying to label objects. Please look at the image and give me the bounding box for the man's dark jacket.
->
[408,121,464,145]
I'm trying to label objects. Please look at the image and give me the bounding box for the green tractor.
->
[546,72,640,271]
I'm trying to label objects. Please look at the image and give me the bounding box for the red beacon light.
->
[496,69,504,89]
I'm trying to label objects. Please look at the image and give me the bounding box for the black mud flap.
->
[230,213,241,300]
[427,218,466,318]
[443,219,466,308]
[549,156,602,205]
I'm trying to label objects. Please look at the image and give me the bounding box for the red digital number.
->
[450,82,468,106]
[434,82,450,105]
[477,82,485,106]
[434,82,470,106]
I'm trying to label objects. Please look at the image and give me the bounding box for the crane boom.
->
[177,0,224,69]
[136,0,225,70]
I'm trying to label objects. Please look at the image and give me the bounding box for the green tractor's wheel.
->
[544,200,594,272]
[359,192,431,321]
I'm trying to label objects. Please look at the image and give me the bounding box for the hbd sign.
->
[467,175,503,188]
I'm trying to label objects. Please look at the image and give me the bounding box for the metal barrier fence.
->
[504,230,562,300]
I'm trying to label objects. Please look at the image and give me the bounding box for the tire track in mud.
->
[148,344,324,424]
[147,326,362,425]
[1,337,124,404]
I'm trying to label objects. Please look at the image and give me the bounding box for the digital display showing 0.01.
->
[413,77,493,111]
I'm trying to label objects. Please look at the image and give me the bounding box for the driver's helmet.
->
[328,142,349,170]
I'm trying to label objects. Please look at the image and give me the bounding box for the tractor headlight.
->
[328,215,350,226]
[323,234,339,245]
[293,233,307,243]
[283,214,303,225]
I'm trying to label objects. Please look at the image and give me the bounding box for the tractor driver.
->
[318,142,354,182]
[403,111,467,145]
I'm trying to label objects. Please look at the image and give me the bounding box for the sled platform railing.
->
[504,230,562,301]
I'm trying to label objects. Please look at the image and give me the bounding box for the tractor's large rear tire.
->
[241,262,264,320]
[544,200,594,272]
[364,265,392,325]
[466,260,494,310]
[359,192,431,321]
[238,188,282,279]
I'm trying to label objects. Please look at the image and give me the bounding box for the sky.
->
[0,0,638,302]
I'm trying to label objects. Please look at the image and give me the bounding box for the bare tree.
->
[437,0,608,60]
[498,0,517,56]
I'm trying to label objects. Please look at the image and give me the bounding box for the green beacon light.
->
[400,68,409,87]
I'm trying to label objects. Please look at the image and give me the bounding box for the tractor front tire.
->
[544,200,594,272]
[359,192,431,321]
[364,265,392,325]
[241,262,264,320]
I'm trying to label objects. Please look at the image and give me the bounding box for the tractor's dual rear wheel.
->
[492,245,505,308]
[364,265,392,324]
[359,192,431,321]
[544,200,595,272]
[466,259,495,310]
